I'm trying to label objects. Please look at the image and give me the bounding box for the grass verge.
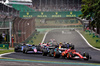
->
[80,31,100,49]
[0,48,14,54]
[28,33,44,45]
[27,28,51,45]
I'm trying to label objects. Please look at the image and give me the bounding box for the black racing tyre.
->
[36,46,41,51]
[70,45,74,50]
[83,52,89,60]
[23,49,25,53]
[54,51,60,58]
[71,45,74,49]
[42,49,48,56]
[14,49,18,52]
[61,55,66,59]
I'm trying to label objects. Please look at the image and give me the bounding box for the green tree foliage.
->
[79,0,100,28]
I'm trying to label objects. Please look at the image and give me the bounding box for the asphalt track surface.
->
[1,29,100,66]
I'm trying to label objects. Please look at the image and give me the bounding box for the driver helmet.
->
[67,42,69,44]
[32,44,35,46]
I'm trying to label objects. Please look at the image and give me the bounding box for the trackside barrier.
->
[0,44,9,49]
[36,25,83,28]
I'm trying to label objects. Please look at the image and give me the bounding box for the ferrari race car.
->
[61,48,92,60]
[52,44,74,58]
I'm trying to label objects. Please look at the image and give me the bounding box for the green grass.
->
[27,28,53,45]
[28,33,44,45]
[0,49,14,54]
[0,47,8,49]
[80,31,100,49]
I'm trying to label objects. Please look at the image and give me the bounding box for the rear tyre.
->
[54,51,60,58]
[83,52,89,60]
[36,46,41,51]
[14,48,18,52]
[23,49,25,53]
[61,55,65,59]
[42,49,48,56]
[70,45,74,50]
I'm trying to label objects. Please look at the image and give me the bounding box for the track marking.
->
[76,30,100,51]
[41,30,49,43]
[0,58,100,66]
[62,31,65,34]
[0,52,15,58]
[41,28,56,43]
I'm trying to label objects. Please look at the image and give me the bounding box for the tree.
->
[94,0,100,33]
[79,0,100,34]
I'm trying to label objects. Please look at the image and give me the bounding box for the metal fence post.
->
[9,22,12,47]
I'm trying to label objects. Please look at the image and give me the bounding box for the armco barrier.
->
[0,44,9,49]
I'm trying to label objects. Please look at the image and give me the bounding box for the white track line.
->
[0,52,15,58]
[41,28,56,43]
[76,30,100,51]
[41,31,49,44]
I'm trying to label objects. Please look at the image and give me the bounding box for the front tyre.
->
[14,48,18,52]
[83,52,89,60]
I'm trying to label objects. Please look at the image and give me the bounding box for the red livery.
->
[61,48,91,60]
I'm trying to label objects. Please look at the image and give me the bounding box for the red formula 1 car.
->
[61,48,92,60]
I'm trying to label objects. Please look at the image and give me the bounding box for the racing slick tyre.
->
[42,49,48,56]
[23,49,25,53]
[36,46,41,51]
[67,52,73,59]
[83,52,89,60]
[70,45,74,50]
[54,51,60,58]
[49,49,54,57]
[14,49,18,52]
[61,54,66,59]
